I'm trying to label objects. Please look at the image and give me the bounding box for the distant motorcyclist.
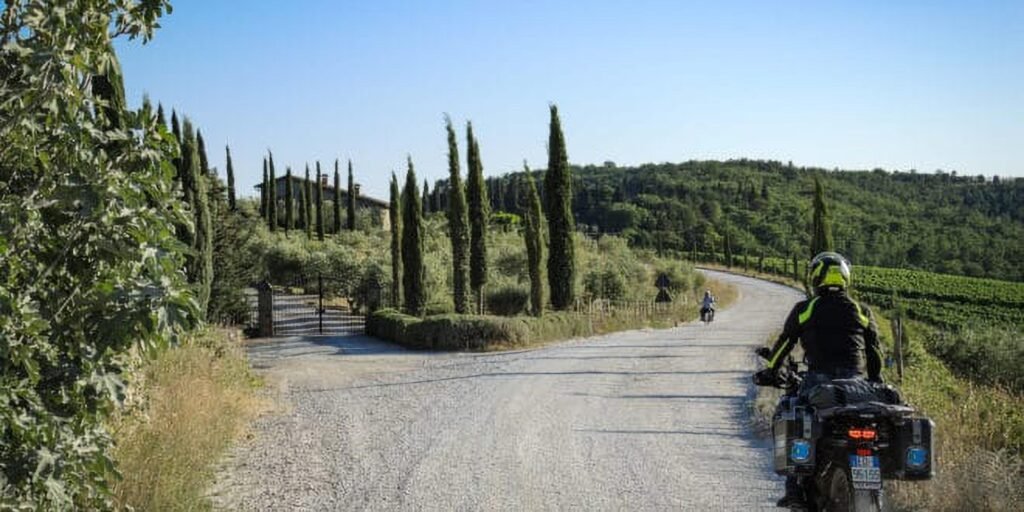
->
[700,289,716,322]
[754,251,883,509]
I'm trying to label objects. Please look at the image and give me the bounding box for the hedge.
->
[365,307,687,351]
[366,309,529,350]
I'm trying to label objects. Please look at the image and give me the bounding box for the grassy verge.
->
[750,316,1024,511]
[109,328,262,511]
[881,316,1024,511]
[368,278,736,351]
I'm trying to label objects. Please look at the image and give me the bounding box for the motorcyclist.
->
[700,289,716,321]
[754,251,883,509]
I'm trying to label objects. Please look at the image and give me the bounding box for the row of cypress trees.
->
[163,109,215,317]
[155,103,248,322]
[259,156,360,238]
[389,105,574,316]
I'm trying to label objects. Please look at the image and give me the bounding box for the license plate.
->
[849,455,881,490]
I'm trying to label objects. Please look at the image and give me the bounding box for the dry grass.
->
[110,329,262,511]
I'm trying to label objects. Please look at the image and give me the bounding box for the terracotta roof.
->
[255,175,389,209]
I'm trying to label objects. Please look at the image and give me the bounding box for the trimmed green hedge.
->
[366,309,529,350]
[486,285,530,316]
[366,304,693,351]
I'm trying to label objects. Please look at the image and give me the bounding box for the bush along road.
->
[211,270,803,510]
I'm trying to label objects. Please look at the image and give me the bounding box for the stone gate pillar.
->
[257,280,274,337]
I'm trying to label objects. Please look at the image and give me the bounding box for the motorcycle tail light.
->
[848,428,877,440]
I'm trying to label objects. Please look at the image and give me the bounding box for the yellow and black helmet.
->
[809,251,851,294]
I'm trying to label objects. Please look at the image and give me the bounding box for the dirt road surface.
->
[212,270,803,511]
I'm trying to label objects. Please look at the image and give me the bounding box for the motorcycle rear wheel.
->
[824,467,883,512]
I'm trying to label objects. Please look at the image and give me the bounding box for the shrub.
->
[411,315,529,350]
[924,324,1024,393]
[653,260,696,294]
[365,309,419,344]
[584,268,627,300]
[487,285,530,316]
[366,309,528,350]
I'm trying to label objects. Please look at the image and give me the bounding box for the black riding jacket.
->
[766,291,883,381]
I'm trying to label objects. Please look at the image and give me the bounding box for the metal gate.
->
[270,274,365,336]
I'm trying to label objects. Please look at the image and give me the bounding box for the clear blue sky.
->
[117,0,1024,200]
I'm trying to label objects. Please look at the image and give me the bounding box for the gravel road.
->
[212,270,803,511]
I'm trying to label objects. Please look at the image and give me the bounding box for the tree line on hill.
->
[425,160,1024,281]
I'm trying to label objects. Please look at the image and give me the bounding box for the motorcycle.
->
[700,306,715,324]
[754,348,935,512]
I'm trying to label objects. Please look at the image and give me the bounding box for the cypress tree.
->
[284,167,294,234]
[523,163,545,316]
[402,157,426,316]
[509,174,521,213]
[196,130,219,222]
[182,120,213,317]
[225,145,237,211]
[347,160,357,231]
[304,165,313,237]
[389,172,403,308]
[724,228,733,267]
[810,176,834,257]
[333,160,342,234]
[445,116,470,314]
[315,161,325,241]
[197,129,210,176]
[268,151,277,232]
[260,158,268,219]
[170,110,184,208]
[157,103,166,127]
[494,178,505,212]
[170,110,181,144]
[92,40,126,130]
[297,170,307,231]
[466,122,489,313]
[544,104,576,310]
[422,179,431,216]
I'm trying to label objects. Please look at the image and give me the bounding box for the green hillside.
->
[442,159,1024,281]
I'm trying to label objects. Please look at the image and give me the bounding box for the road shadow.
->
[344,369,750,389]
[245,334,406,367]
[561,343,757,349]
[523,354,692,361]
[573,428,747,439]
[568,392,743,401]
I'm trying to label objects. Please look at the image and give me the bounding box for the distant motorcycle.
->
[700,306,715,324]
[754,349,935,512]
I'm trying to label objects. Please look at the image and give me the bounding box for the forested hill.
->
[433,160,1024,281]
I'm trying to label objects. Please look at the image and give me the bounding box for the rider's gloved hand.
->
[753,369,777,386]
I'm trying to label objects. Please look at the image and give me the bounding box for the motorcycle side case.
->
[772,397,820,476]
[890,416,936,480]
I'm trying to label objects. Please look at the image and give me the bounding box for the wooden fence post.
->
[895,315,905,381]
